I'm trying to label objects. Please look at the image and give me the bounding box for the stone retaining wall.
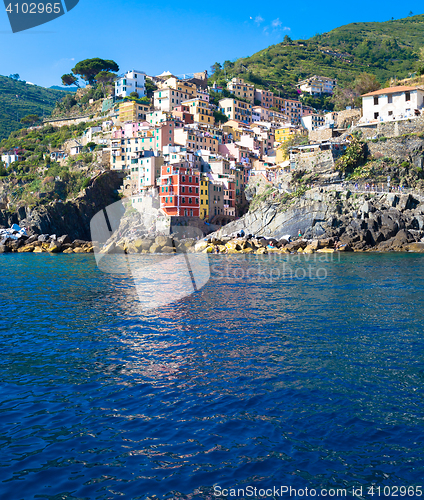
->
[43,115,93,128]
[366,135,424,165]
[309,129,340,143]
[358,116,424,140]
[293,149,334,173]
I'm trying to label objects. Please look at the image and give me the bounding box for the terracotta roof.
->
[361,86,421,97]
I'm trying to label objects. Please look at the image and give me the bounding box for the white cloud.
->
[271,18,282,28]
[53,57,75,68]
[255,15,264,25]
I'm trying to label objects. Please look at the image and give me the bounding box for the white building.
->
[360,86,424,123]
[153,87,194,112]
[146,110,170,126]
[297,75,337,95]
[252,106,287,124]
[301,114,325,131]
[1,153,21,167]
[115,70,146,98]
[84,126,102,142]
[130,152,164,191]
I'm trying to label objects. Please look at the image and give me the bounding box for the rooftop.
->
[361,86,422,97]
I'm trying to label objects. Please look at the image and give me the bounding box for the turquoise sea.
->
[1,253,424,499]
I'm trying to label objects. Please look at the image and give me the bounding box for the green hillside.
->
[0,76,68,141]
[211,14,424,99]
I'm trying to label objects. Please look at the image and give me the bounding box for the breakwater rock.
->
[99,234,196,255]
[0,233,93,254]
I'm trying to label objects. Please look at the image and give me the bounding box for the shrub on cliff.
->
[336,138,366,173]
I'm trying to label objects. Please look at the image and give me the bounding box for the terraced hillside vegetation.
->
[0,75,69,140]
[210,15,424,102]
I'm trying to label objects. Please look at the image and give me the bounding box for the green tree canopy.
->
[213,110,228,124]
[211,62,222,74]
[354,72,381,95]
[61,73,80,87]
[20,114,40,125]
[0,162,7,177]
[332,72,380,110]
[95,71,116,84]
[145,78,157,98]
[417,47,424,75]
[72,58,119,85]
[95,71,117,93]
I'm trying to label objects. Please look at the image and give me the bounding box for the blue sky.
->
[0,0,422,88]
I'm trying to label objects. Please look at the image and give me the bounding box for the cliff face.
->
[0,171,123,241]
[214,187,424,252]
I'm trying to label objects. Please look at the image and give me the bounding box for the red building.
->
[159,164,200,217]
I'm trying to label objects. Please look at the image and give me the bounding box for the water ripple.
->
[0,253,424,498]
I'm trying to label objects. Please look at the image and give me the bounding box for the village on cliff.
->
[3,67,424,255]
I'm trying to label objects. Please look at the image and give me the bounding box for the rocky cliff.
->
[214,187,424,252]
[0,171,123,241]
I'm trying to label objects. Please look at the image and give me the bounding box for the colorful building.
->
[174,128,218,153]
[219,98,252,124]
[171,105,194,125]
[208,180,224,218]
[227,78,255,104]
[118,101,151,123]
[115,70,146,98]
[199,176,209,219]
[182,98,215,126]
[275,124,300,144]
[159,164,200,217]
[255,89,274,108]
[272,98,303,125]
[153,77,198,113]
[162,77,197,98]
[130,151,164,192]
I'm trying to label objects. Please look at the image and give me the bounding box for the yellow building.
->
[199,176,209,219]
[276,144,289,164]
[219,98,252,124]
[275,126,305,163]
[119,101,151,122]
[163,77,197,97]
[227,78,255,104]
[275,125,298,144]
[182,98,215,126]
[222,120,245,142]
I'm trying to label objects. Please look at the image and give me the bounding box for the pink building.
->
[155,121,175,151]
[172,105,194,125]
